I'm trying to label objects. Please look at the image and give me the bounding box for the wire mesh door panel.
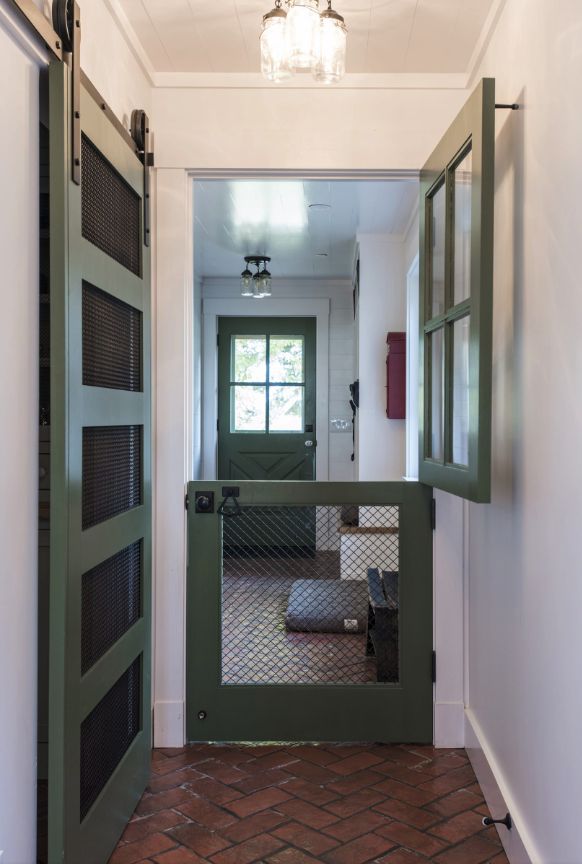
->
[48,62,151,864]
[187,481,433,744]
[222,505,399,685]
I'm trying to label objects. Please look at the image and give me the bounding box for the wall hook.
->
[482,812,512,831]
[495,103,520,110]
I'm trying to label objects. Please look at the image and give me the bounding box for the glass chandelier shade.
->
[286,0,321,70]
[260,0,347,84]
[240,266,254,296]
[260,4,291,82]
[315,6,347,83]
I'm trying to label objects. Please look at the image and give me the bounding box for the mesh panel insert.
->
[81,135,141,276]
[83,281,142,391]
[81,541,142,675]
[80,657,141,821]
[82,426,142,530]
[222,505,399,685]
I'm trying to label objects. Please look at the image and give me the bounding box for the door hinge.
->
[431,498,436,530]
[185,493,189,511]
[216,333,220,347]
[217,418,220,432]
[431,650,437,683]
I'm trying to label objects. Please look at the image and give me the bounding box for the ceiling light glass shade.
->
[252,275,266,299]
[286,0,320,70]
[314,7,347,83]
[240,267,254,296]
[260,6,292,82]
[260,269,272,296]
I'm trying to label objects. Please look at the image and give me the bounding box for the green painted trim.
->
[186,481,433,743]
[419,78,495,503]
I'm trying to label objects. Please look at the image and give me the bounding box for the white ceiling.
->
[194,178,418,279]
[116,0,497,75]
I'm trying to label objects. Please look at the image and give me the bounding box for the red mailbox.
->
[386,332,406,419]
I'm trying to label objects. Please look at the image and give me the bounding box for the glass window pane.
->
[452,315,470,466]
[430,328,445,460]
[429,182,446,318]
[232,336,266,383]
[231,385,266,432]
[453,147,472,305]
[269,336,304,383]
[269,386,304,432]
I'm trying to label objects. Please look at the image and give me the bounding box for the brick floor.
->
[108,744,510,864]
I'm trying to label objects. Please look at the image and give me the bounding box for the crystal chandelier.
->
[261,0,347,84]
[241,256,273,299]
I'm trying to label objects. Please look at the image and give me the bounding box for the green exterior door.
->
[217,317,316,481]
[48,62,151,863]
[186,481,433,743]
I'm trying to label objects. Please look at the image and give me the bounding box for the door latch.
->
[194,491,215,514]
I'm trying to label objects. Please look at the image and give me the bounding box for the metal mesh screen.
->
[80,657,141,821]
[82,281,142,391]
[81,135,141,276]
[82,426,142,530]
[221,505,399,685]
[81,541,142,675]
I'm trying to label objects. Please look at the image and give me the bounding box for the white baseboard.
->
[434,701,465,748]
[465,709,538,864]
[153,700,185,748]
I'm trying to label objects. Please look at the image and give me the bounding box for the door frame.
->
[155,168,451,750]
[202,298,330,480]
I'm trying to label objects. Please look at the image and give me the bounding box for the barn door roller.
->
[131,109,155,247]
[53,0,82,184]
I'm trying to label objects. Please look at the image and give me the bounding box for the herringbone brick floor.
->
[108,744,509,864]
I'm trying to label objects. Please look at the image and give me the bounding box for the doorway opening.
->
[189,177,428,742]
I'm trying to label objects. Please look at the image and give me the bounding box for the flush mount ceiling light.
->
[241,255,273,299]
[261,0,347,85]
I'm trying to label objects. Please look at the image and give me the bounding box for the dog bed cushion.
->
[285,579,368,634]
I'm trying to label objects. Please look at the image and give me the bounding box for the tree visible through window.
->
[230,335,305,433]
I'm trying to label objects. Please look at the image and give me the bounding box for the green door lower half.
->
[217,317,317,481]
[48,62,151,863]
[186,481,433,743]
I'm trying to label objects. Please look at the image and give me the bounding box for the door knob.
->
[305,440,314,448]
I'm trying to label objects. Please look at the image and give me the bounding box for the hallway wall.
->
[356,234,406,481]
[0,15,40,863]
[449,2,582,861]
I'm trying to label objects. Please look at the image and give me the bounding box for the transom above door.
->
[218,317,316,481]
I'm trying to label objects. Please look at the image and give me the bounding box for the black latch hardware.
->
[218,487,242,518]
[131,109,154,247]
[194,491,215,514]
[431,650,437,683]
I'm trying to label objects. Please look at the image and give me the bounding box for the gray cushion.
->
[285,579,369,634]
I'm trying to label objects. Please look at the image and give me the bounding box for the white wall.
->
[152,87,467,172]
[451,2,582,861]
[200,277,355,482]
[0,12,40,863]
[356,234,406,480]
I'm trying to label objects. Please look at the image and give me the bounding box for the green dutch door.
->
[48,62,152,863]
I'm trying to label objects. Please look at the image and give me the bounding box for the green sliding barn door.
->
[48,62,151,863]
